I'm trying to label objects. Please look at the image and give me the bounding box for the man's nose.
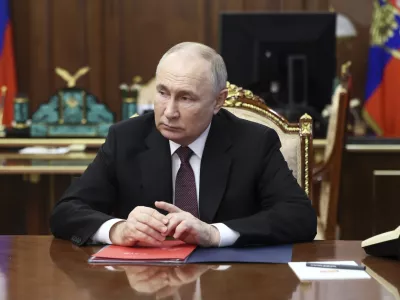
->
[164,99,179,119]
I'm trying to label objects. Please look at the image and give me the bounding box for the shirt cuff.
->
[211,223,240,247]
[91,218,124,244]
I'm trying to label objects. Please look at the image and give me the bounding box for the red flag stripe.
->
[0,22,16,126]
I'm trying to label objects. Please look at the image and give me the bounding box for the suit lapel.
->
[138,126,173,207]
[199,113,232,223]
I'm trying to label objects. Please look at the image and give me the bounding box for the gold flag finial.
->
[133,76,142,84]
[341,61,352,76]
[55,67,90,88]
[0,85,6,133]
[0,85,7,97]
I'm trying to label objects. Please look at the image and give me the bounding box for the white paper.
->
[288,261,371,281]
[18,146,70,155]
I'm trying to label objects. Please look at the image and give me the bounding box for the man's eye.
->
[182,96,191,101]
[158,90,166,96]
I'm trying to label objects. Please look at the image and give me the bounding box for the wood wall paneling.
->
[52,0,87,89]
[0,174,75,235]
[281,0,306,11]
[9,0,30,97]
[85,0,103,103]
[27,0,51,114]
[243,0,281,11]
[305,0,329,11]
[0,176,27,234]
[372,171,400,235]
[206,0,244,49]
[102,0,121,120]
[122,0,207,83]
[340,151,400,240]
[340,152,374,240]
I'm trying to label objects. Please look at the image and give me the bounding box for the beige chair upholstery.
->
[137,77,156,112]
[223,83,313,198]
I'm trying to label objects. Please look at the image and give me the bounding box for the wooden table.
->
[0,237,399,300]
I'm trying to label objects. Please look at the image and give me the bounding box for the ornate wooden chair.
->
[313,62,352,240]
[223,83,313,198]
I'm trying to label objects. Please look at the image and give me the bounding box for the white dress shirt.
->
[91,123,240,247]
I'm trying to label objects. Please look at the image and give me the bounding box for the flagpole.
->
[0,86,7,137]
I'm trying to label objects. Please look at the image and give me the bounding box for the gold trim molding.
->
[0,138,105,147]
[0,166,86,174]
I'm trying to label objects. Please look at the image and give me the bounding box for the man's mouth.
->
[161,123,180,130]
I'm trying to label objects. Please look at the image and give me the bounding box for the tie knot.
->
[176,146,193,163]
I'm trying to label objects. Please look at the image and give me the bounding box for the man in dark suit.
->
[50,42,316,247]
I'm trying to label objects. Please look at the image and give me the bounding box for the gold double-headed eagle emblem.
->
[371,0,400,59]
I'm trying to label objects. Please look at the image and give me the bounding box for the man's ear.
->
[213,89,228,114]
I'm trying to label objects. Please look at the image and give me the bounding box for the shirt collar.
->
[169,123,211,159]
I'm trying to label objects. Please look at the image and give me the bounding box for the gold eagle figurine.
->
[55,66,90,88]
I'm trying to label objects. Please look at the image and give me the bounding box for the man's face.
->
[154,53,224,145]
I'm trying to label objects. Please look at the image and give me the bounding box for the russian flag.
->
[363,0,400,137]
[0,0,17,126]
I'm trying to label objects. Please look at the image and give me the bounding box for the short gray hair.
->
[156,42,228,93]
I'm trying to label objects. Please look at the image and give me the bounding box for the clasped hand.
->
[110,201,220,247]
[123,264,212,298]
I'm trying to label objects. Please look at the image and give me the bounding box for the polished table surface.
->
[0,237,399,300]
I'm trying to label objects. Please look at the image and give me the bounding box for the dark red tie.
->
[175,146,199,218]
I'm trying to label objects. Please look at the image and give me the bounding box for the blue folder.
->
[186,244,293,264]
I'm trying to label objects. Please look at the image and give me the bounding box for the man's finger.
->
[155,201,182,213]
[125,222,162,247]
[135,230,163,247]
[174,221,191,240]
[135,213,168,234]
[125,266,160,284]
[139,270,169,294]
[156,285,180,299]
[136,207,169,224]
[173,265,203,283]
[135,221,166,242]
[124,265,153,275]
[133,270,169,294]
[165,214,184,236]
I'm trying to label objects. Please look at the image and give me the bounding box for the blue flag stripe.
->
[0,0,10,54]
[365,46,392,100]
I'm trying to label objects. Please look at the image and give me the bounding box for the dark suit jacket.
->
[50,109,317,246]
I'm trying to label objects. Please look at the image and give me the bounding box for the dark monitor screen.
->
[220,12,336,137]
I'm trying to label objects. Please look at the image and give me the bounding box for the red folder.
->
[89,240,196,264]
